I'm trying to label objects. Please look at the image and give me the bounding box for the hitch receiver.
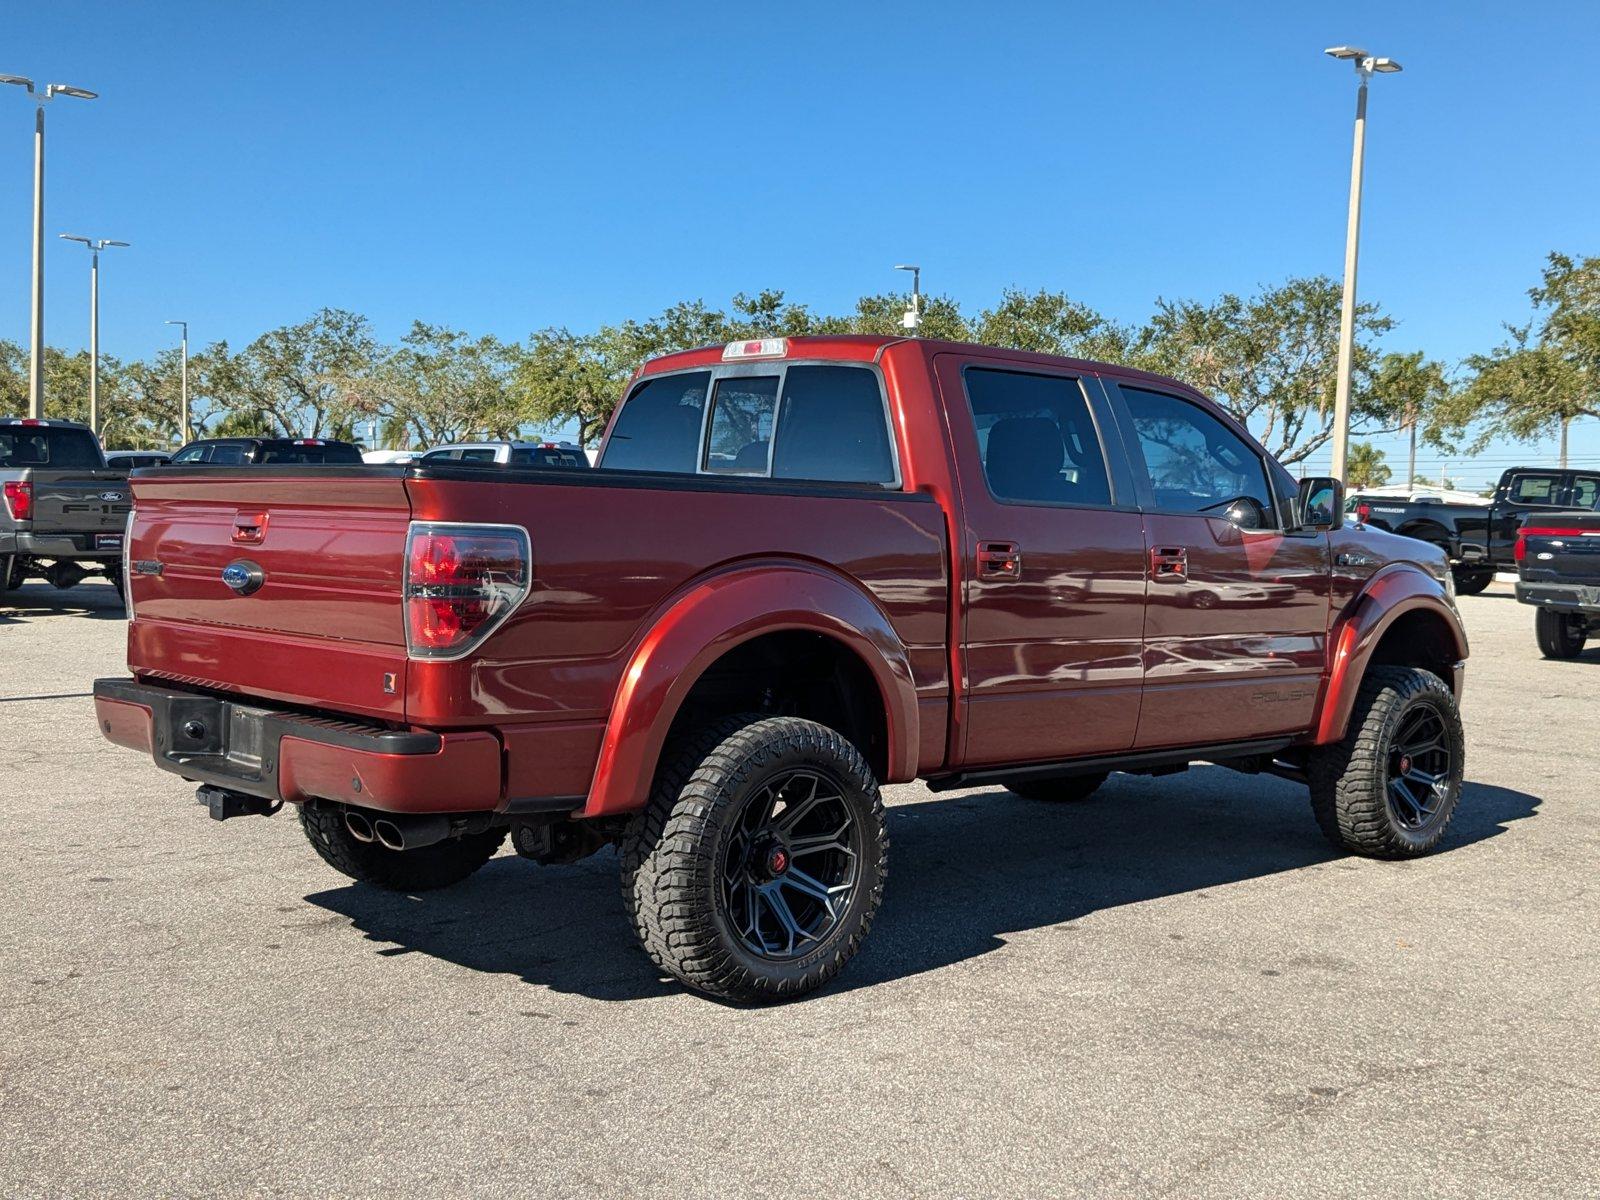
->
[197,785,282,822]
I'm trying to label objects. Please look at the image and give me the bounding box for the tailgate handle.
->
[232,511,269,544]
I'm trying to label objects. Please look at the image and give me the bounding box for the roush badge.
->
[221,560,266,596]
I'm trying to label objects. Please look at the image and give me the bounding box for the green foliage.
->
[1346,442,1391,488]
[379,323,523,447]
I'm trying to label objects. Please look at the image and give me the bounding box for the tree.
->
[1134,275,1397,465]
[1371,350,1454,482]
[205,309,382,439]
[1444,253,1600,466]
[972,288,1129,361]
[1345,442,1391,488]
[379,323,524,447]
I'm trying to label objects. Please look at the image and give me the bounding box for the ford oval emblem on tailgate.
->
[221,560,265,595]
[99,491,124,502]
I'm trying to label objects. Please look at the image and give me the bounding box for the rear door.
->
[1106,381,1330,749]
[935,354,1148,766]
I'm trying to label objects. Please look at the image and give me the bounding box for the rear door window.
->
[962,368,1112,507]
[208,443,248,465]
[703,376,780,474]
[0,426,105,469]
[1508,473,1563,505]
[601,372,711,473]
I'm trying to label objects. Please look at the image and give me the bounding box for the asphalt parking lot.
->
[2,578,1596,1198]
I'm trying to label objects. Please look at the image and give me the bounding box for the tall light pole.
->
[1,74,98,419]
[59,235,129,438]
[895,264,922,332]
[165,320,189,444]
[1324,46,1401,484]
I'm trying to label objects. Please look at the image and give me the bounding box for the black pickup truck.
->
[1515,510,1600,658]
[0,418,131,601]
[1351,467,1600,595]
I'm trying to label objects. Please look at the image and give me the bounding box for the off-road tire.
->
[1535,608,1587,659]
[298,803,506,891]
[1308,666,1464,858]
[1452,566,1494,596]
[1007,772,1109,802]
[620,714,887,1003]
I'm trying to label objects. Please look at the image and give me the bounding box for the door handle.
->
[977,540,1022,581]
[1150,546,1188,582]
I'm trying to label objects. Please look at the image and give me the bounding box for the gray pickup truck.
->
[1,418,131,602]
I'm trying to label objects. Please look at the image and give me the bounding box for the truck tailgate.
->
[29,469,131,537]
[1519,512,1600,586]
[126,470,413,721]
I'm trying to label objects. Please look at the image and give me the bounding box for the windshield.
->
[0,426,105,470]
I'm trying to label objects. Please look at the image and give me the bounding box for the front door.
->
[1107,382,1331,748]
[935,355,1148,767]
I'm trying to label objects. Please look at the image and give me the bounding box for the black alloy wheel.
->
[1384,704,1453,832]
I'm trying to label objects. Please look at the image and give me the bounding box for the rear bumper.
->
[1516,581,1600,614]
[11,530,122,560]
[92,677,504,814]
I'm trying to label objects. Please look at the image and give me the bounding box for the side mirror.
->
[1296,477,1344,531]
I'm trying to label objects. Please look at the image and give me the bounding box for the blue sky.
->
[6,1,1597,484]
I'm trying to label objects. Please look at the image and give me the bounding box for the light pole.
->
[59,235,129,438]
[1324,46,1401,484]
[1,74,98,419]
[895,264,922,332]
[165,320,189,445]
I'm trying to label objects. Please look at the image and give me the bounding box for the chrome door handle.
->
[977,541,1022,580]
[1150,547,1188,582]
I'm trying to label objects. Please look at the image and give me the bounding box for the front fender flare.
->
[1316,565,1469,745]
[582,562,919,818]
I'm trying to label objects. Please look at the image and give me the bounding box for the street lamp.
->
[165,320,189,445]
[1324,46,1402,484]
[59,234,129,438]
[895,264,922,332]
[1,74,98,419]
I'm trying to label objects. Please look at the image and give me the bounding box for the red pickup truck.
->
[95,335,1469,1001]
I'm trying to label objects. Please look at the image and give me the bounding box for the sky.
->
[5,1,1598,486]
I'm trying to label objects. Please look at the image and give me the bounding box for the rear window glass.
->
[963,369,1111,506]
[209,444,248,465]
[1568,477,1599,509]
[601,372,711,473]
[256,442,363,464]
[772,366,895,484]
[704,377,780,474]
[511,448,590,469]
[0,426,104,469]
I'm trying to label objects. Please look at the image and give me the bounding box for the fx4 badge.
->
[221,560,266,596]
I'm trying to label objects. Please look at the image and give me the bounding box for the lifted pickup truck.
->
[1515,510,1600,658]
[1352,467,1600,594]
[1,418,130,600]
[95,336,1469,1001]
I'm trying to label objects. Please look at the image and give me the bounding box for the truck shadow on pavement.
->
[305,769,1540,1003]
[0,582,124,622]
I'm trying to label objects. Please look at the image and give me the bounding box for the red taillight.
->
[2,480,32,522]
[1514,531,1528,563]
[1356,502,1371,523]
[403,522,530,659]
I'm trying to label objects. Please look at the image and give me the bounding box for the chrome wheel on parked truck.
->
[621,715,887,1003]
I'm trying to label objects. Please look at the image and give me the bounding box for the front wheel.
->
[1308,666,1465,858]
[620,714,887,1003]
[1535,608,1587,659]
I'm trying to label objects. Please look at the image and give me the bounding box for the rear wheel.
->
[0,554,12,600]
[298,803,506,891]
[620,714,887,1003]
[1007,772,1109,803]
[1309,666,1464,858]
[1535,608,1588,659]
[1452,566,1494,596]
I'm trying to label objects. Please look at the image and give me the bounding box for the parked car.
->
[361,449,421,465]
[419,440,591,469]
[1514,509,1600,658]
[169,437,365,466]
[104,449,172,470]
[1,417,130,599]
[1350,466,1600,594]
[95,335,1468,1002]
